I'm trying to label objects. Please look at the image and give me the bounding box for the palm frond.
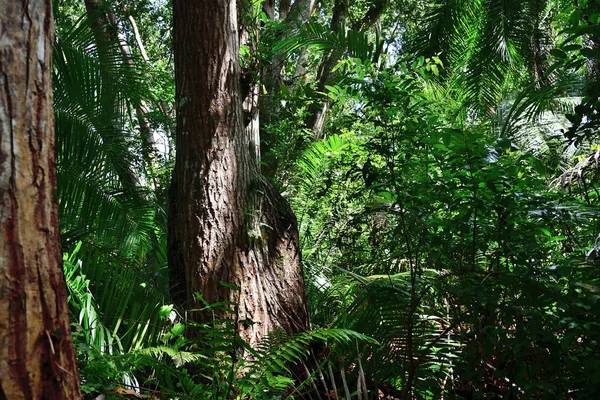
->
[491,74,585,168]
[410,0,562,113]
[54,11,169,353]
[275,22,378,63]
[331,271,460,389]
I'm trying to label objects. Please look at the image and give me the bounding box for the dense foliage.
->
[53,0,600,398]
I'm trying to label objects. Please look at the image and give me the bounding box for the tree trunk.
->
[169,0,308,347]
[0,2,81,399]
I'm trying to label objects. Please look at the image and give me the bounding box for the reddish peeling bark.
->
[0,2,81,399]
[169,0,308,347]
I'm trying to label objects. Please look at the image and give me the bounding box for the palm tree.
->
[410,0,563,114]
[54,8,170,353]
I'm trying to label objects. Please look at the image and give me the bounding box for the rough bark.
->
[0,2,81,399]
[169,0,308,347]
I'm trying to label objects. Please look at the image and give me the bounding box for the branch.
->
[128,15,150,63]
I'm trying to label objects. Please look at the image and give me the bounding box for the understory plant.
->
[290,57,600,397]
[64,271,375,399]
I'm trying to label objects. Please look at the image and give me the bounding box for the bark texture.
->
[0,2,81,399]
[169,0,308,347]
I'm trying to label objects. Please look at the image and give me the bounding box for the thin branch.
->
[128,15,149,62]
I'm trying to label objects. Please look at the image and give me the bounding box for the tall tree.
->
[0,2,81,398]
[169,0,308,346]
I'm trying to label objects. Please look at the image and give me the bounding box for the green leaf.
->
[170,323,185,337]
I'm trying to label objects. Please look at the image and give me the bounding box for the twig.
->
[356,341,368,400]
[340,366,352,400]
[327,362,339,400]
[302,361,323,400]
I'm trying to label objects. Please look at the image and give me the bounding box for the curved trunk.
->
[169,0,308,347]
[0,2,81,398]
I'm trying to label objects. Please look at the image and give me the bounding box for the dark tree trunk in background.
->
[0,2,81,399]
[303,0,348,139]
[290,0,318,80]
[169,0,308,347]
[259,0,317,179]
[305,0,387,138]
[261,0,317,128]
